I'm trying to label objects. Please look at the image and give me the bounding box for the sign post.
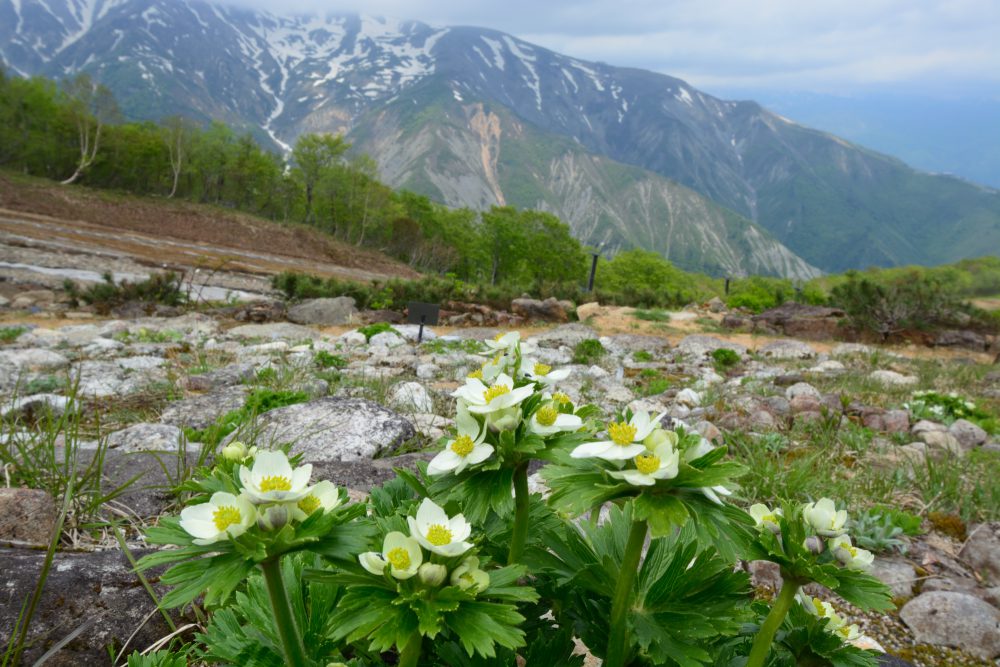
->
[406,302,440,343]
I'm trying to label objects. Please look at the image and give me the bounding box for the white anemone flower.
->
[643,427,679,452]
[748,504,783,533]
[701,485,733,505]
[608,441,680,486]
[483,331,521,355]
[291,480,342,521]
[521,358,571,387]
[427,405,494,475]
[570,410,665,461]
[802,498,848,537]
[238,450,312,505]
[527,403,583,436]
[407,498,473,556]
[799,592,838,620]
[682,436,715,463]
[359,531,423,580]
[829,534,875,571]
[180,491,256,545]
[451,556,491,593]
[452,373,534,417]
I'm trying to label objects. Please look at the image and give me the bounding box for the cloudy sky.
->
[225,0,1000,96]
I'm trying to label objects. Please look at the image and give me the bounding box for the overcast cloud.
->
[221,0,999,96]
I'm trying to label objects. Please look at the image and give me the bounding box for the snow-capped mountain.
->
[4,0,1000,276]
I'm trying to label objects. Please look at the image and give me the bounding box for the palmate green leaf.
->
[429,467,516,524]
[831,567,895,611]
[446,600,528,658]
[412,587,464,637]
[542,463,632,517]
[328,585,411,650]
[481,565,541,604]
[777,604,881,667]
[159,552,255,608]
[633,493,689,535]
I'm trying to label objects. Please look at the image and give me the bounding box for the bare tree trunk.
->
[61,122,101,185]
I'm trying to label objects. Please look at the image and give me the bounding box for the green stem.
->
[507,461,530,565]
[605,518,648,667]
[746,573,802,667]
[260,557,310,667]
[398,631,423,667]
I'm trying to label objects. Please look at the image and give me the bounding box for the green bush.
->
[724,276,792,313]
[184,388,310,447]
[572,339,606,365]
[313,350,347,369]
[711,348,741,370]
[0,326,28,343]
[64,271,186,314]
[357,322,399,341]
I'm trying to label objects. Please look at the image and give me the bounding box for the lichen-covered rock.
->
[961,522,1000,584]
[870,370,918,386]
[949,419,988,450]
[0,488,56,545]
[227,322,317,341]
[221,397,415,462]
[287,296,357,325]
[758,339,817,359]
[899,591,1000,659]
[106,422,188,452]
[389,381,435,413]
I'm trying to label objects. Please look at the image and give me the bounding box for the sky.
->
[224,0,1000,97]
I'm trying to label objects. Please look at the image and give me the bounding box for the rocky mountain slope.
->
[3,0,999,275]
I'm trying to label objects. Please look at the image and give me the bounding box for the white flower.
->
[829,534,875,571]
[748,504,783,533]
[802,498,848,537]
[799,592,837,620]
[682,436,715,463]
[408,498,474,557]
[608,441,680,486]
[527,403,583,436]
[643,427,679,452]
[451,556,490,593]
[701,485,732,505]
[291,480,342,521]
[221,440,248,461]
[418,562,448,587]
[521,358,571,387]
[452,373,534,417]
[238,450,312,504]
[179,491,256,545]
[428,405,494,475]
[359,531,423,580]
[483,331,521,355]
[570,410,664,461]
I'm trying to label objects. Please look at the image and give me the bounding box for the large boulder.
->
[751,303,845,341]
[511,297,569,323]
[757,339,817,360]
[221,397,415,463]
[899,591,1000,659]
[675,335,747,358]
[160,386,248,430]
[287,297,357,326]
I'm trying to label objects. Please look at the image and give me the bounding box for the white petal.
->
[415,498,448,531]
[622,470,656,486]
[456,404,481,437]
[467,444,494,465]
[596,444,647,460]
[427,450,462,475]
[359,552,387,575]
[449,515,472,542]
[291,465,313,490]
[554,414,583,430]
[570,440,613,458]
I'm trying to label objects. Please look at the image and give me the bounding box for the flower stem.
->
[260,557,310,667]
[605,517,648,667]
[398,631,423,667]
[507,461,530,565]
[746,573,802,667]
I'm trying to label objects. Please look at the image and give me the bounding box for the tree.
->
[291,133,348,224]
[60,73,120,185]
[161,115,195,198]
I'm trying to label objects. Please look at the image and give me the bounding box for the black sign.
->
[407,302,440,326]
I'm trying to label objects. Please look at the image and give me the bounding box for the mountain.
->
[3,0,999,277]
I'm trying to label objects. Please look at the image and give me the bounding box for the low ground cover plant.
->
[129,331,891,666]
[64,271,186,314]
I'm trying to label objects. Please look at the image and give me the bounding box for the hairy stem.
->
[746,573,802,667]
[260,557,310,667]
[507,461,530,565]
[605,517,648,667]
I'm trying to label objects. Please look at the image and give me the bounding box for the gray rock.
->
[1,394,71,420]
[527,323,598,349]
[181,362,257,391]
[160,386,248,430]
[749,410,778,430]
[881,409,911,434]
[599,334,670,356]
[676,335,747,358]
[0,547,173,666]
[395,324,437,342]
[918,430,962,456]
[369,330,405,348]
[287,297,357,325]
[899,591,1000,659]
[949,419,988,450]
[758,339,817,359]
[221,397,415,462]
[338,330,368,347]
[415,363,439,380]
[832,343,874,356]
[961,522,1000,584]
[774,373,805,387]
[0,348,69,371]
[912,419,947,435]
[389,381,435,413]
[761,396,791,416]
[870,557,917,599]
[117,355,166,371]
[0,488,56,545]
[785,382,821,401]
[870,370,918,386]
[107,423,187,452]
[227,322,317,341]
[410,413,453,441]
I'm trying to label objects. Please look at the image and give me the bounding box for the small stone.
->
[961,522,1000,584]
[117,355,166,371]
[395,324,438,342]
[675,388,701,407]
[758,339,816,359]
[675,335,746,358]
[228,322,317,341]
[693,420,723,444]
[749,410,778,430]
[286,297,357,325]
[789,395,821,414]
[369,331,405,348]
[870,557,917,598]
[808,360,846,373]
[338,330,367,347]
[918,430,963,456]
[576,302,603,321]
[389,381,435,413]
[0,488,57,544]
[898,443,927,466]
[949,419,987,450]
[870,370,918,386]
[774,373,806,387]
[416,363,439,380]
[832,343,873,356]
[587,365,609,379]
[1,394,71,420]
[881,409,910,434]
[899,591,1000,659]
[0,348,70,371]
[785,382,820,401]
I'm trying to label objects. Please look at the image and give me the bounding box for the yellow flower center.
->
[426,524,453,546]
[483,384,511,403]
[812,598,826,616]
[297,494,321,515]
[451,435,476,457]
[213,505,242,532]
[494,332,506,342]
[468,369,483,380]
[552,392,571,404]
[535,405,558,427]
[608,421,637,446]
[762,513,779,524]
[846,545,858,558]
[259,475,292,492]
[634,454,661,475]
[533,363,552,376]
[387,547,411,570]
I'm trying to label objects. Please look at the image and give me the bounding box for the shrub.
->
[357,322,399,342]
[64,271,186,314]
[313,350,347,369]
[0,326,28,343]
[711,348,741,371]
[725,276,792,313]
[572,338,606,365]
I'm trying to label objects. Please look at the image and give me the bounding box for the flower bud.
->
[418,563,448,587]
[488,406,521,432]
[257,504,290,531]
[221,440,247,461]
[803,536,825,555]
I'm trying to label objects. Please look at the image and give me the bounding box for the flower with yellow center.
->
[453,372,535,418]
[521,356,571,387]
[467,369,483,380]
[179,491,256,545]
[552,392,572,405]
[428,404,494,475]
[571,410,664,461]
[748,504,783,533]
[802,498,849,537]
[238,450,312,504]
[829,534,874,571]
[527,402,583,436]
[407,498,473,556]
[359,531,423,580]
[451,556,490,593]
[483,331,521,356]
[290,480,342,521]
[609,441,680,486]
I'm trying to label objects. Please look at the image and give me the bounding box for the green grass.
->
[572,339,606,365]
[313,350,347,370]
[421,338,485,355]
[357,322,399,342]
[183,388,310,448]
[0,326,28,343]
[632,309,671,322]
[114,327,184,344]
